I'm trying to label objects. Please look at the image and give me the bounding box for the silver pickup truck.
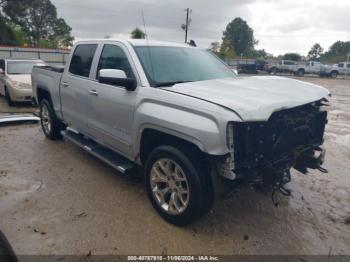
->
[32,39,330,225]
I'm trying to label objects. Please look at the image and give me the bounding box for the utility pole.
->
[185,8,189,43]
[181,8,192,43]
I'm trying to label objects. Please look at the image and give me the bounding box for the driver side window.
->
[96,44,134,79]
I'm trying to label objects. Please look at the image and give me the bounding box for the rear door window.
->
[69,44,98,77]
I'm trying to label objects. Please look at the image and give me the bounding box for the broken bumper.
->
[219,100,328,187]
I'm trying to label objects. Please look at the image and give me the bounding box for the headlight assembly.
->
[10,81,31,89]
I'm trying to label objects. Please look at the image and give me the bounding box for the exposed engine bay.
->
[222,99,329,199]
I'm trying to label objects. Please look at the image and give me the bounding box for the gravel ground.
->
[0,76,349,255]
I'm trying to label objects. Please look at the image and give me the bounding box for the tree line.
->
[209,17,350,63]
[0,0,73,48]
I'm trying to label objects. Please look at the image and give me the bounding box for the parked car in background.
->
[336,62,350,76]
[320,63,340,78]
[255,60,267,71]
[32,39,329,225]
[265,60,298,74]
[236,60,266,74]
[293,61,322,76]
[0,58,45,106]
[237,62,258,74]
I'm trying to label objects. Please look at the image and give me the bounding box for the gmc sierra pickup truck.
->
[32,39,330,225]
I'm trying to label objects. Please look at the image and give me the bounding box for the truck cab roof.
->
[74,39,194,48]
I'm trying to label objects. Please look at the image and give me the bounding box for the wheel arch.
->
[36,86,52,105]
[137,127,208,165]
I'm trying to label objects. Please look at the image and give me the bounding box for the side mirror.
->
[98,69,137,91]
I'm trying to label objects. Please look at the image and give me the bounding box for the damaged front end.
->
[220,99,329,193]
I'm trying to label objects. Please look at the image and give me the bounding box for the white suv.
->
[0,58,45,106]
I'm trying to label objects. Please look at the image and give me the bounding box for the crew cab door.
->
[60,44,98,132]
[87,43,138,157]
[310,62,320,74]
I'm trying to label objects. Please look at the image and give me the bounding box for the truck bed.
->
[31,65,64,118]
[34,65,65,73]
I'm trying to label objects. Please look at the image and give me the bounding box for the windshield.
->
[7,61,43,75]
[134,46,236,87]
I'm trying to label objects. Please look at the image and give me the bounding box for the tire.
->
[39,99,65,140]
[297,69,304,77]
[270,68,277,75]
[144,145,213,226]
[331,71,338,79]
[4,88,14,106]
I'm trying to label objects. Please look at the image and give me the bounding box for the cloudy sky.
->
[51,0,350,56]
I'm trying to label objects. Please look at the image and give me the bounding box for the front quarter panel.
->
[133,88,241,158]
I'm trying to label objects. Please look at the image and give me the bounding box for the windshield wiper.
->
[155,80,193,87]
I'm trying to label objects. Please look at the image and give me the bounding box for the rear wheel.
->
[4,88,14,106]
[145,145,213,226]
[39,99,64,140]
[297,69,305,77]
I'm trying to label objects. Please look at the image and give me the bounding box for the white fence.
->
[0,46,70,65]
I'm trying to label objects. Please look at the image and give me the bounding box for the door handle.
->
[89,89,98,96]
[62,82,69,88]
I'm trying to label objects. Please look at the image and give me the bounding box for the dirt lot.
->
[0,76,349,255]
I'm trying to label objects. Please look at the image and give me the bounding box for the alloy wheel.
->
[41,104,51,135]
[150,158,190,215]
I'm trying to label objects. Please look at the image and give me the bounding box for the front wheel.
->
[39,99,64,140]
[145,145,212,226]
[297,69,305,77]
[331,71,338,78]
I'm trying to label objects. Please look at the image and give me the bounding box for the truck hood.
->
[7,74,31,85]
[162,76,330,121]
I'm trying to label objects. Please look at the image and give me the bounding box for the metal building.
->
[0,46,70,65]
